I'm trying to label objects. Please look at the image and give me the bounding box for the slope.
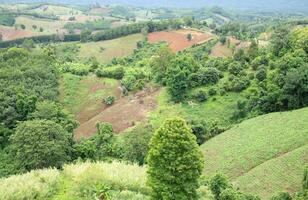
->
[201,107,308,198]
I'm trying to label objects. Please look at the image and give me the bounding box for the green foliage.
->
[64,19,111,32]
[121,123,153,165]
[74,123,117,161]
[59,62,91,76]
[0,14,15,26]
[147,118,204,200]
[104,96,116,105]
[271,192,292,200]
[270,26,290,57]
[10,120,72,172]
[96,66,125,79]
[29,101,79,133]
[0,47,58,128]
[121,68,148,91]
[209,174,231,200]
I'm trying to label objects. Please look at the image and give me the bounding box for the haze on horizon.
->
[1,0,308,12]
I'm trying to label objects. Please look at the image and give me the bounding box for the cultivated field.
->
[0,25,42,41]
[78,33,143,63]
[201,107,308,199]
[75,87,159,139]
[148,29,213,52]
[210,36,250,57]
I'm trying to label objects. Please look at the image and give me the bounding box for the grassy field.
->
[149,88,243,128]
[59,73,120,124]
[15,16,67,34]
[201,107,308,198]
[78,33,143,63]
[31,4,82,16]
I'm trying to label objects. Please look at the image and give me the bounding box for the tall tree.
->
[147,118,204,200]
[10,120,72,172]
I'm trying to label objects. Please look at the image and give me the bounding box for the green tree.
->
[167,70,188,102]
[147,118,204,200]
[21,39,35,51]
[303,167,308,190]
[0,33,2,42]
[29,101,79,133]
[20,24,26,30]
[187,33,193,41]
[10,120,72,171]
[270,26,290,57]
[220,36,227,45]
[80,29,92,43]
[209,173,231,200]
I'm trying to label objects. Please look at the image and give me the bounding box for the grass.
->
[78,33,143,63]
[149,88,242,128]
[233,145,308,199]
[201,107,308,198]
[31,4,82,16]
[59,73,119,117]
[15,16,66,34]
[0,169,60,200]
[0,160,212,200]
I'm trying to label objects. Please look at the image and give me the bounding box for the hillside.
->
[201,107,308,199]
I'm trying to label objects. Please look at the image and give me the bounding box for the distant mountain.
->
[2,0,308,12]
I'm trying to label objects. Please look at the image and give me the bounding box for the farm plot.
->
[0,25,42,41]
[148,29,213,52]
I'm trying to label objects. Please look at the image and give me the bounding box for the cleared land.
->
[15,16,67,34]
[148,29,213,52]
[0,25,42,41]
[59,73,121,125]
[210,37,250,58]
[78,33,143,63]
[201,107,308,198]
[74,87,159,139]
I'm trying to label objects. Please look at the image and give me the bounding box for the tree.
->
[32,24,37,30]
[247,39,259,59]
[187,33,193,41]
[10,120,72,171]
[150,46,175,85]
[147,118,204,200]
[80,29,92,42]
[21,39,35,51]
[20,24,26,30]
[270,26,290,57]
[209,174,231,200]
[29,101,79,133]
[39,27,44,32]
[167,70,188,102]
[220,36,227,45]
[0,33,2,42]
[302,167,308,190]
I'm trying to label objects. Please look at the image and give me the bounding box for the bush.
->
[255,67,267,82]
[59,62,91,76]
[197,67,222,86]
[192,89,208,102]
[228,62,243,76]
[96,66,125,79]
[209,174,231,200]
[209,88,217,96]
[104,96,116,105]
[121,68,148,91]
[121,123,153,165]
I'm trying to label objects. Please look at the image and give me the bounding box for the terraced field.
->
[201,107,308,198]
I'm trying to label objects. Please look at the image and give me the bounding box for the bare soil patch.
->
[74,87,159,139]
[0,26,40,41]
[148,29,212,52]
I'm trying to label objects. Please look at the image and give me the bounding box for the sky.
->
[2,0,308,12]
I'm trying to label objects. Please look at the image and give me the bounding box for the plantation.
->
[0,1,308,200]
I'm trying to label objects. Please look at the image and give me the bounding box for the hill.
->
[201,107,308,199]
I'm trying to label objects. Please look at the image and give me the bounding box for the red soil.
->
[148,29,212,52]
[74,87,159,139]
[0,27,38,41]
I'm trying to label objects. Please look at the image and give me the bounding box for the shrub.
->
[104,96,116,105]
[198,67,222,85]
[209,88,217,96]
[59,62,91,76]
[192,89,208,102]
[96,66,125,79]
[255,67,267,82]
[271,192,292,200]
[209,174,231,200]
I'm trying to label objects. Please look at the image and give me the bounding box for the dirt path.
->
[74,87,159,139]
